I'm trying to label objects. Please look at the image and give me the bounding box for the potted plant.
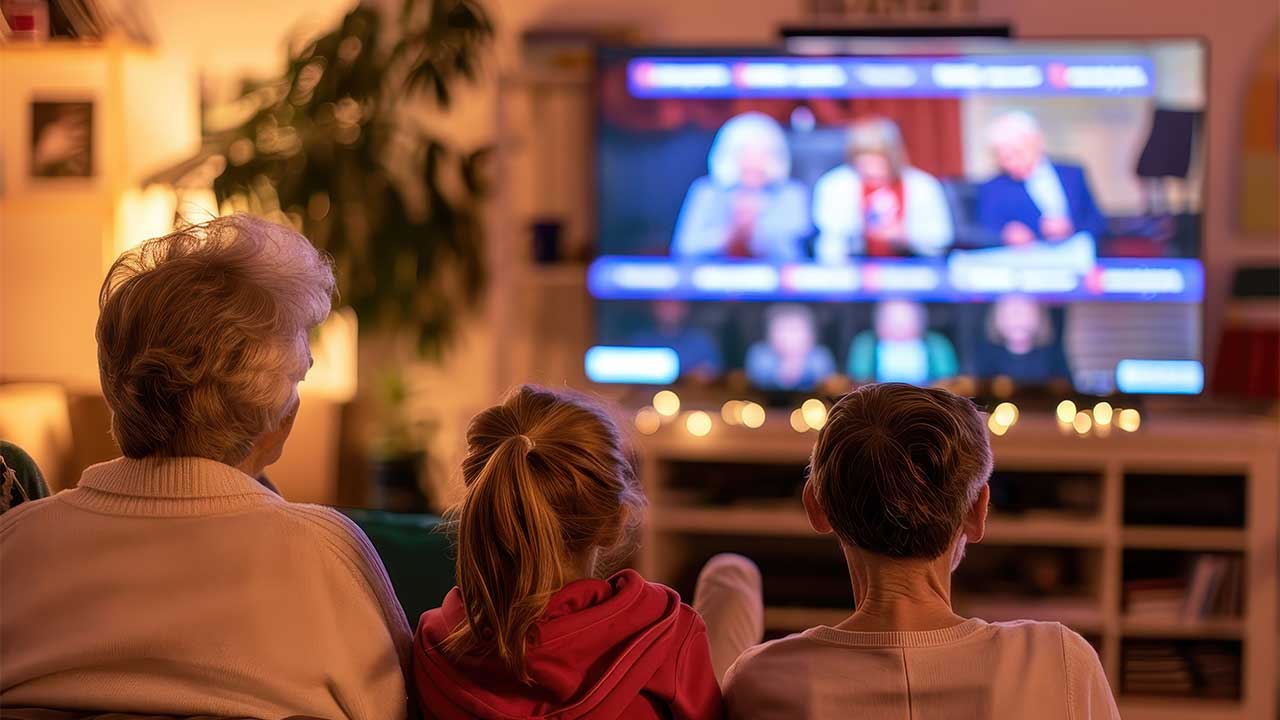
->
[209,0,495,509]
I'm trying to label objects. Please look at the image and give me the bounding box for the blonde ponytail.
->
[444,385,645,683]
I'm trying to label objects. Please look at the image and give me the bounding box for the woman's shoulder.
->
[903,165,946,189]
[815,163,857,188]
[268,503,392,581]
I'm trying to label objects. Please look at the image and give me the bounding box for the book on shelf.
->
[1124,554,1244,622]
[1125,578,1186,620]
[1122,641,1242,699]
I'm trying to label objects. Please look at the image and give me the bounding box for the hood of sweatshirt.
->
[413,569,691,719]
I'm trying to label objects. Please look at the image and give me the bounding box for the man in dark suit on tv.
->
[977,111,1108,248]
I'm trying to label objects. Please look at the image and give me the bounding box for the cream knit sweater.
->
[724,618,1121,719]
[0,456,412,719]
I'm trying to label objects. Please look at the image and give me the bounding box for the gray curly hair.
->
[96,214,335,464]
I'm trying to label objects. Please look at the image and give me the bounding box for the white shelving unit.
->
[635,412,1278,720]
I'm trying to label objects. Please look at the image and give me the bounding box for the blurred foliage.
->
[374,369,437,458]
[212,0,494,357]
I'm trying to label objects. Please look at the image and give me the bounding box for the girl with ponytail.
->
[412,385,724,719]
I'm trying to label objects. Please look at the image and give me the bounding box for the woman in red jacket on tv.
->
[412,385,724,720]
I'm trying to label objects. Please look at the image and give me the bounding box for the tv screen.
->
[588,40,1206,396]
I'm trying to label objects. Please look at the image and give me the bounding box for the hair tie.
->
[517,434,535,452]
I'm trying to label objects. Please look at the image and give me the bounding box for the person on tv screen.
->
[671,112,811,262]
[976,295,1071,383]
[746,304,836,391]
[627,299,724,382]
[977,111,1108,249]
[848,299,957,385]
[812,117,954,261]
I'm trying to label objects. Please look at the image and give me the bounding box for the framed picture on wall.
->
[30,100,94,178]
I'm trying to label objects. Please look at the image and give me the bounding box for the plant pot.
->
[368,451,431,513]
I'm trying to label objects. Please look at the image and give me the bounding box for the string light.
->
[991,402,1019,428]
[652,390,680,417]
[1072,411,1093,435]
[801,398,828,430]
[1093,401,1113,426]
[1117,408,1141,432]
[789,408,809,433]
[1054,397,1075,420]
[740,402,766,429]
[720,400,745,425]
[685,410,712,437]
[634,407,661,435]
[988,414,1009,436]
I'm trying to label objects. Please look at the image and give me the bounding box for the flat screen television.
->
[587,39,1206,396]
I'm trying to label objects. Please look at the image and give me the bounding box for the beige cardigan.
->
[0,456,412,719]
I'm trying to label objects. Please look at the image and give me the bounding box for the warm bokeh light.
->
[991,402,1019,428]
[634,407,661,435]
[988,414,1009,436]
[1073,411,1093,435]
[991,375,1015,399]
[1117,408,1141,432]
[178,188,220,220]
[115,186,178,258]
[653,390,680,417]
[789,408,809,433]
[801,398,827,430]
[685,410,712,437]
[300,306,358,402]
[1093,401,1113,425]
[1056,400,1077,424]
[740,402,766,429]
[721,400,744,426]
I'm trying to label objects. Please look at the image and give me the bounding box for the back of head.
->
[809,383,992,559]
[96,214,335,465]
[447,385,645,682]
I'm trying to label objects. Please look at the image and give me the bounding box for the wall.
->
[141,0,353,103]
[0,42,199,391]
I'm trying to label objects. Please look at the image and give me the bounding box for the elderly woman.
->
[812,117,954,261]
[672,112,811,261]
[0,216,411,718]
[724,383,1119,719]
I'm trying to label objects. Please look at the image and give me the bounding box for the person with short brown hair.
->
[1,215,412,718]
[724,383,1119,720]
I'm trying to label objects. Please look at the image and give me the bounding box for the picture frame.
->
[30,99,94,179]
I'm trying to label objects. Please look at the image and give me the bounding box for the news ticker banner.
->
[626,55,1156,99]
[582,344,1204,393]
[587,256,1204,304]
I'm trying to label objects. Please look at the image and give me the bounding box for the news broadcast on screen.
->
[585,40,1206,396]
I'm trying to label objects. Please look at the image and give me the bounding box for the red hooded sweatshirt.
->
[413,569,724,720]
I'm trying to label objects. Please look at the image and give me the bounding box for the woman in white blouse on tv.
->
[812,117,954,262]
